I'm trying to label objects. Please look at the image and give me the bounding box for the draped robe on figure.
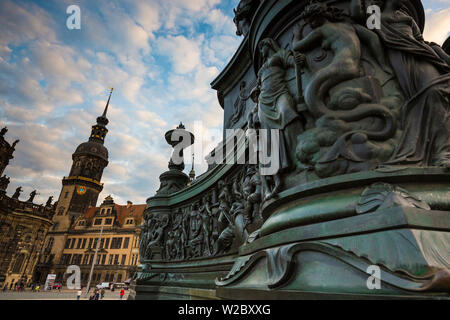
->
[376,10,450,166]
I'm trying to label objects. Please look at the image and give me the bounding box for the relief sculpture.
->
[292,2,400,179]
[136,0,450,300]
[141,164,263,262]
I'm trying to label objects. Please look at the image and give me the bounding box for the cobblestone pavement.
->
[0,289,130,300]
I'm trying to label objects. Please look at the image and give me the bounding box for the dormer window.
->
[125,219,133,225]
[94,218,102,225]
[105,218,112,225]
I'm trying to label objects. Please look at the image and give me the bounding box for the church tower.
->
[53,89,113,231]
[42,89,113,268]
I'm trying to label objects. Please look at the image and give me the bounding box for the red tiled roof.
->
[114,203,146,226]
[81,203,146,227]
[83,207,98,224]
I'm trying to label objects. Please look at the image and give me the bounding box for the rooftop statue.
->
[0,175,10,191]
[27,190,37,203]
[12,186,22,200]
[45,196,53,207]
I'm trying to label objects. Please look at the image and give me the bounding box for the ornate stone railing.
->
[0,193,55,220]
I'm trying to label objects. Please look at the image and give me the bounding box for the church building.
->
[35,90,146,286]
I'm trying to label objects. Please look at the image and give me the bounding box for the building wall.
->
[37,198,144,287]
[0,195,53,289]
[48,179,104,267]
[53,229,140,285]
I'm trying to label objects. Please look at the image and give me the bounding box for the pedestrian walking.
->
[2,283,7,292]
[9,282,13,290]
[120,288,125,300]
[100,288,105,299]
[77,289,82,300]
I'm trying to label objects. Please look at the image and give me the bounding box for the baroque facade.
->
[132,0,450,300]
[0,128,55,289]
[37,195,145,286]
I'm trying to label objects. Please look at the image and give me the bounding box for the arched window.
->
[12,253,25,273]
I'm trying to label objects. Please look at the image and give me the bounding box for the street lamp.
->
[85,224,104,296]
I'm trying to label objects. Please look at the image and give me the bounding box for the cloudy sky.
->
[0,0,449,206]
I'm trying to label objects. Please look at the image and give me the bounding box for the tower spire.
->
[89,88,113,144]
[102,87,113,118]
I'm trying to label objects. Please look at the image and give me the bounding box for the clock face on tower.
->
[77,186,87,195]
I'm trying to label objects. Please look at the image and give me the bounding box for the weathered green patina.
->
[130,0,450,300]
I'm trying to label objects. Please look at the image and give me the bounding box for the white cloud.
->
[158,35,203,74]
[423,8,450,45]
[0,0,238,205]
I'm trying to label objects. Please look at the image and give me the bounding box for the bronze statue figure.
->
[186,202,204,258]
[242,165,262,224]
[351,0,450,168]
[233,0,260,36]
[214,180,235,254]
[292,1,399,178]
[253,38,304,200]
[199,196,213,256]
[230,81,251,127]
